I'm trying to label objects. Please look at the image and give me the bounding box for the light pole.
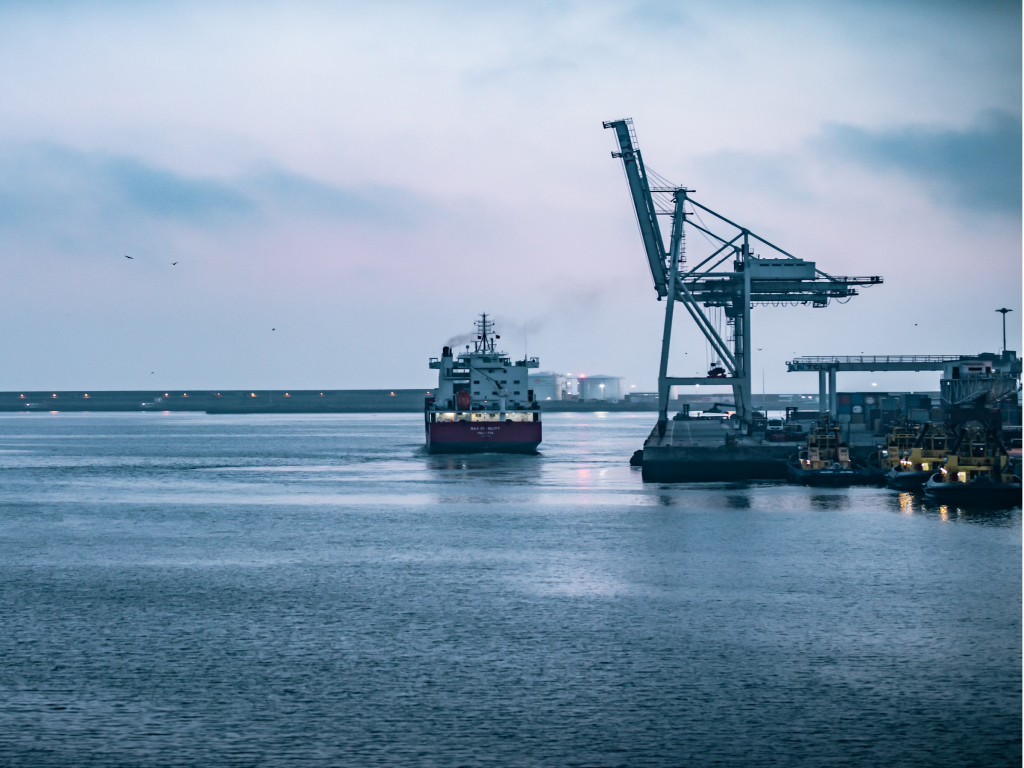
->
[996,308,1012,353]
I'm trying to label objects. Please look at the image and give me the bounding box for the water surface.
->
[0,412,1019,766]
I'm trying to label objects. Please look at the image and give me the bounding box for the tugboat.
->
[425,314,542,454]
[866,422,917,482]
[923,426,1021,507]
[788,416,857,486]
[885,423,951,491]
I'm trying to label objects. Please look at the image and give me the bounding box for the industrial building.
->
[787,351,1022,425]
[578,375,623,403]
[528,372,568,401]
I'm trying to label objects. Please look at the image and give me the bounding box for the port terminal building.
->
[787,351,1021,427]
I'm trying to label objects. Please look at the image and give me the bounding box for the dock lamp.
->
[996,308,1012,353]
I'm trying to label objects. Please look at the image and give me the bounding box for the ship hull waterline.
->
[923,475,1022,509]
[787,464,858,487]
[426,420,542,454]
[886,469,935,492]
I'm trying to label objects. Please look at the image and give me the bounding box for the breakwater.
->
[0,390,824,414]
[0,389,662,414]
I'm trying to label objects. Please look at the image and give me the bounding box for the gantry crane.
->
[604,118,882,433]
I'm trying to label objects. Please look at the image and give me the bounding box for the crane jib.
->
[603,119,668,296]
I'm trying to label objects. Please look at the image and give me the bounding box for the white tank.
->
[529,372,566,401]
[578,375,622,402]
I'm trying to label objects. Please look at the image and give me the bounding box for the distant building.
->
[529,372,567,401]
[625,391,659,403]
[940,351,1020,417]
[578,375,623,403]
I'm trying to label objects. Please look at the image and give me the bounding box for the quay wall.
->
[642,444,793,482]
[0,389,666,413]
[0,391,850,414]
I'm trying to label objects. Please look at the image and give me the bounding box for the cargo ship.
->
[425,315,541,453]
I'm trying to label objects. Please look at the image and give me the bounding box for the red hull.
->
[426,420,542,453]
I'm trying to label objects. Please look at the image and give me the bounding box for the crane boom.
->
[603,118,668,297]
[602,117,882,435]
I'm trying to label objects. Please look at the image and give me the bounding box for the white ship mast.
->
[473,313,497,355]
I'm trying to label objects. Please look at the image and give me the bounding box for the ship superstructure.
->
[425,314,542,453]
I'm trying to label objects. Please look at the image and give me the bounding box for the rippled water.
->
[0,412,1019,767]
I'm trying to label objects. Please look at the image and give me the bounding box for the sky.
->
[0,0,1019,393]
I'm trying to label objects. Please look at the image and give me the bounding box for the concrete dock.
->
[640,417,884,483]
[641,420,794,482]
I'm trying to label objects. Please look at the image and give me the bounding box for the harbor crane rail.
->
[603,117,882,433]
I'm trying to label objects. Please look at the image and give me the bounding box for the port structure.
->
[788,355,962,419]
[788,353,1022,417]
[603,118,883,433]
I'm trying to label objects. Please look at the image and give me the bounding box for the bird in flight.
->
[756,348,763,351]
[272,328,276,331]
[124,255,133,259]
[172,262,178,266]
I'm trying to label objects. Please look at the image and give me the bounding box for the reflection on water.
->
[808,492,851,511]
[896,489,1018,526]
[899,491,916,514]
[723,493,752,509]
[0,412,1019,768]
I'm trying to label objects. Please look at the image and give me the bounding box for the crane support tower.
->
[603,118,882,433]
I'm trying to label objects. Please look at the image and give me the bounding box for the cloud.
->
[819,110,1022,214]
[0,143,427,252]
[0,144,253,230]
[103,156,254,222]
[690,151,814,205]
[620,1,691,29]
[248,171,421,226]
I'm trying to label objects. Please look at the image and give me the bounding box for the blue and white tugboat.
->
[425,315,542,453]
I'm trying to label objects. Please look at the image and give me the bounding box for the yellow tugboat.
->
[866,422,920,484]
[788,417,856,486]
[886,423,951,491]
[923,426,1021,508]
